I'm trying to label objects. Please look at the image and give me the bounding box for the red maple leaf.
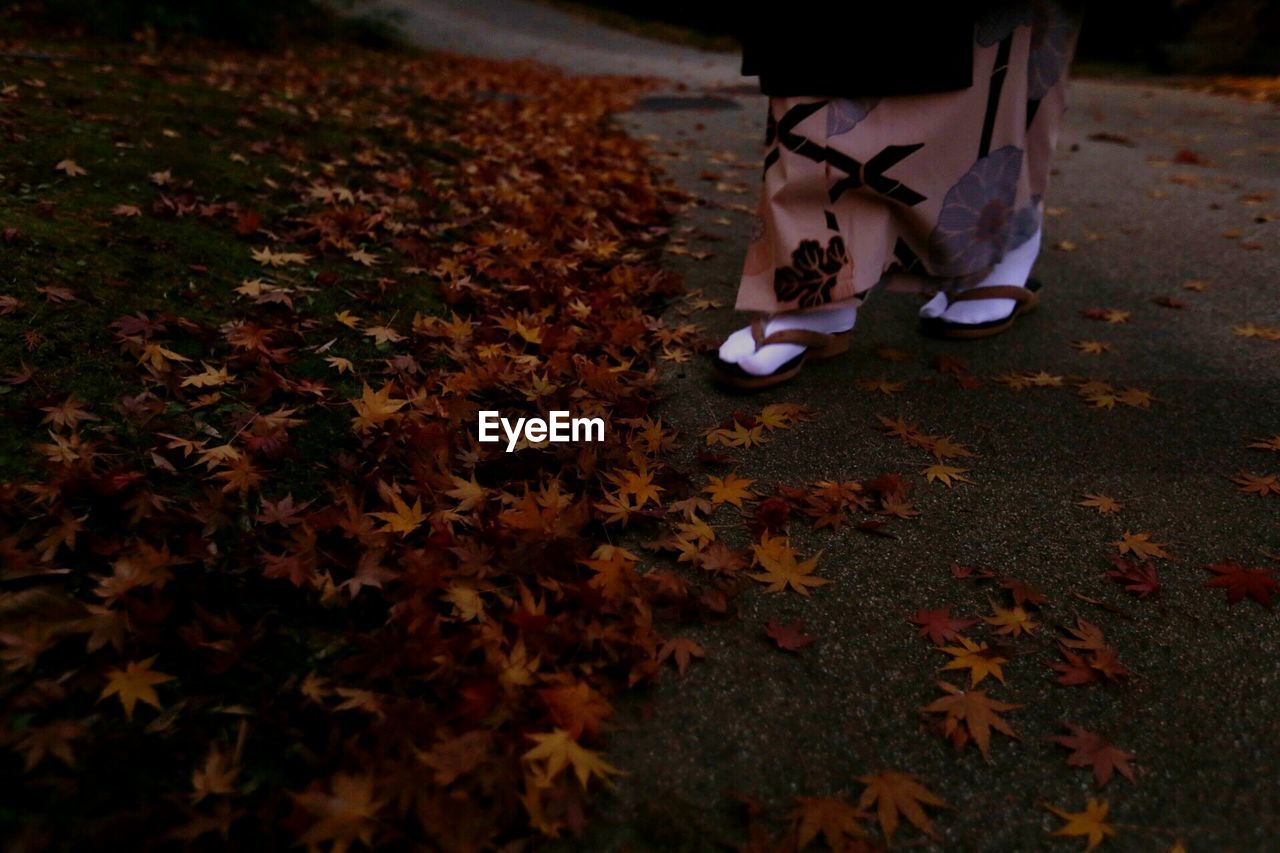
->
[1204,560,1278,607]
[999,577,1047,608]
[1106,555,1160,597]
[764,619,816,652]
[909,607,977,646]
[1050,650,1099,686]
[1050,725,1136,786]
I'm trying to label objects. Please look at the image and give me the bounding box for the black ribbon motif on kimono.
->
[764,101,927,208]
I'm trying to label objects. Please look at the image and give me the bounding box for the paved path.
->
[366,0,743,88]
[384,2,1280,847]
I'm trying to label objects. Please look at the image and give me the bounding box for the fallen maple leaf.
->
[748,532,830,596]
[523,729,625,789]
[856,770,946,842]
[1078,493,1122,515]
[789,796,867,849]
[910,607,976,646]
[1046,798,1116,851]
[1204,560,1278,607]
[765,618,816,652]
[657,637,705,676]
[1112,531,1171,561]
[1247,435,1280,452]
[1106,555,1161,597]
[251,246,311,267]
[100,656,174,720]
[369,489,427,535]
[1060,618,1108,652]
[1050,725,1136,786]
[703,473,755,507]
[923,464,972,487]
[921,680,1021,761]
[55,158,87,176]
[1230,471,1280,497]
[293,773,385,852]
[983,602,1037,637]
[936,635,1008,686]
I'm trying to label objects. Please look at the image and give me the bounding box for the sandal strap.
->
[749,314,843,351]
[947,284,1035,304]
[759,327,839,349]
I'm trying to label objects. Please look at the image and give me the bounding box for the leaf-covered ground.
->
[4,11,1280,852]
[0,26,709,848]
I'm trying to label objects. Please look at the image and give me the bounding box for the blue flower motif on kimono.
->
[773,234,848,308]
[826,97,879,137]
[928,145,1024,277]
[975,1,1033,46]
[1028,0,1076,99]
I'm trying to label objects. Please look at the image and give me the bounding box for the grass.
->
[0,41,451,487]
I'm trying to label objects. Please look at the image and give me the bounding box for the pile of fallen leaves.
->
[0,32,719,846]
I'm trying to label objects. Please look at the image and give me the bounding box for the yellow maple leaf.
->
[55,158,87,177]
[446,473,487,513]
[1078,493,1122,515]
[748,532,829,596]
[363,325,404,345]
[1026,370,1064,387]
[983,603,1037,637]
[1112,530,1171,560]
[1046,798,1116,851]
[100,656,174,720]
[251,246,311,267]
[702,473,755,507]
[523,729,625,789]
[325,356,355,374]
[927,436,975,460]
[936,636,1007,686]
[1117,387,1155,408]
[137,342,192,370]
[923,464,972,487]
[369,489,426,534]
[995,372,1034,390]
[350,383,405,432]
[180,363,232,388]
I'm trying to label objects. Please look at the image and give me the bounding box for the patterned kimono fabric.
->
[734,2,1080,315]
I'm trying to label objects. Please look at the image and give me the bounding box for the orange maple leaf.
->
[100,656,174,720]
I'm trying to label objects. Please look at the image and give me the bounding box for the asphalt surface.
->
[386,2,1280,848]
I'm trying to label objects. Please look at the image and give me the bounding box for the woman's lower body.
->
[718,2,1080,381]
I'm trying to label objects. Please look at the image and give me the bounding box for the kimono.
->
[732,1,1082,313]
